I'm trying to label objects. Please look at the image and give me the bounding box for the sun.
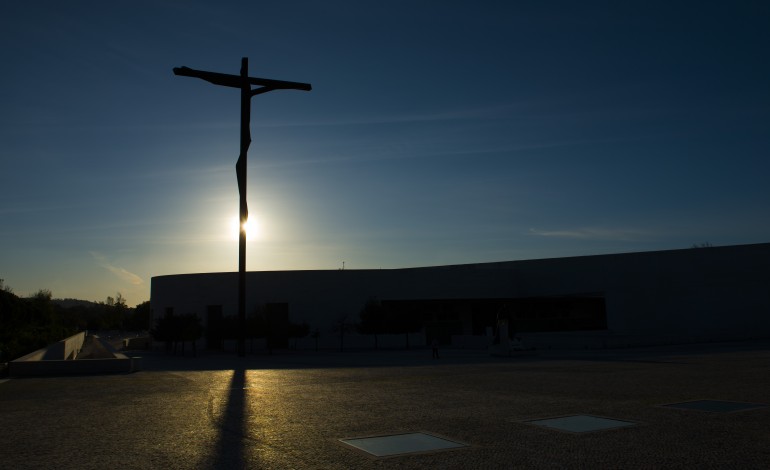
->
[230,215,261,241]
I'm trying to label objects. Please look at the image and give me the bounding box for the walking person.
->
[431,338,440,359]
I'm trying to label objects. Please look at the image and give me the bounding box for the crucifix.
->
[173,58,311,357]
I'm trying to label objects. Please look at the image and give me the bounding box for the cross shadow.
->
[210,366,249,468]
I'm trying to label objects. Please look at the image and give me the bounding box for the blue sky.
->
[1,1,769,306]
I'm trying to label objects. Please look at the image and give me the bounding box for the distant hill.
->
[52,298,101,309]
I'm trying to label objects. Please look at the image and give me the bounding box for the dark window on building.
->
[266,303,289,349]
[383,296,607,339]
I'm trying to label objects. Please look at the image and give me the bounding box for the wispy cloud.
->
[250,136,625,171]
[0,202,86,216]
[529,227,651,242]
[250,102,530,129]
[91,252,144,285]
[138,164,233,180]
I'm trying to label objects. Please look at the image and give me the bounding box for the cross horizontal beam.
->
[173,66,312,92]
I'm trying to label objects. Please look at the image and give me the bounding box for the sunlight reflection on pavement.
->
[0,345,769,469]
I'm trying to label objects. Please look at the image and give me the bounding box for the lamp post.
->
[173,58,311,357]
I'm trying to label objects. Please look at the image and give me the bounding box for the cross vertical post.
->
[173,58,311,357]
[237,57,250,357]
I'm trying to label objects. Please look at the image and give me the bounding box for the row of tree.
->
[1,278,428,362]
[0,279,149,363]
[57,294,151,332]
[336,298,423,350]
[150,297,425,355]
[151,309,311,355]
[0,284,73,364]
[151,313,202,356]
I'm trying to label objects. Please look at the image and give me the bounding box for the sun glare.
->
[230,215,261,241]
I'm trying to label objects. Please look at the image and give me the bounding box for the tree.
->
[332,314,354,352]
[28,289,54,325]
[310,328,320,352]
[389,305,423,350]
[127,301,151,331]
[56,303,89,331]
[0,288,25,362]
[357,297,388,349]
[178,313,203,357]
[288,320,310,349]
[151,314,174,350]
[102,292,129,331]
[114,293,128,322]
[0,287,75,363]
[151,312,203,356]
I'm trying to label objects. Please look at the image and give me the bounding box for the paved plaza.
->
[1,341,769,469]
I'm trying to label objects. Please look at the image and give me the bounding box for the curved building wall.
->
[151,243,770,347]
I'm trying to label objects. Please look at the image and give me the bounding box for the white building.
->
[150,243,770,350]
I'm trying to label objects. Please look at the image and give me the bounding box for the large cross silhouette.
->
[174,58,311,356]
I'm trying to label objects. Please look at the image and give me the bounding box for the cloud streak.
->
[91,252,144,285]
[529,227,651,242]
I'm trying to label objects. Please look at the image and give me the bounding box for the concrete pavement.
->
[1,341,769,469]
